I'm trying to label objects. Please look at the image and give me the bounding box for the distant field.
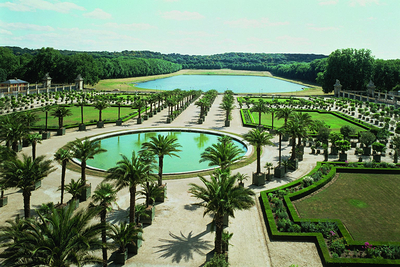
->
[33,106,137,128]
[251,111,366,133]
[294,173,400,242]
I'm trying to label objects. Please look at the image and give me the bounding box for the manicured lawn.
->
[250,111,365,133]
[294,173,400,242]
[33,106,138,129]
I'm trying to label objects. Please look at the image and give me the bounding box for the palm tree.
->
[133,98,145,123]
[54,148,73,204]
[250,99,268,127]
[276,107,293,128]
[108,221,143,254]
[93,100,109,125]
[64,178,85,203]
[0,146,16,203]
[189,171,255,254]
[243,128,274,174]
[67,138,107,184]
[50,105,72,130]
[141,134,182,186]
[91,183,117,267]
[0,154,55,218]
[200,140,243,172]
[41,104,53,137]
[290,112,313,147]
[220,97,234,125]
[285,120,305,161]
[25,133,42,160]
[268,107,276,130]
[0,202,104,266]
[0,113,26,151]
[106,152,151,224]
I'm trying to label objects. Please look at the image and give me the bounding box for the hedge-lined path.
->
[0,94,326,266]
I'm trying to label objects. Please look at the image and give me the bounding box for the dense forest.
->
[1,46,399,93]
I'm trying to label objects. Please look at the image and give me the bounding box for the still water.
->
[86,131,247,174]
[136,75,305,93]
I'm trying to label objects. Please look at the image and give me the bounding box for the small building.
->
[0,78,29,89]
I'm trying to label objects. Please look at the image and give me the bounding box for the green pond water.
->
[86,131,247,173]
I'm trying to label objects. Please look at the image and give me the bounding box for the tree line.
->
[2,46,400,93]
[0,47,182,85]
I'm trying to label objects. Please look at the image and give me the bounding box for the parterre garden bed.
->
[260,162,400,266]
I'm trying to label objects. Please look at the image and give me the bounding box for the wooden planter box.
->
[143,115,148,121]
[223,214,229,227]
[141,205,155,225]
[78,123,86,131]
[339,153,348,162]
[115,251,127,264]
[79,184,91,202]
[252,172,266,186]
[373,154,382,163]
[35,180,41,190]
[166,117,172,123]
[155,184,167,203]
[0,196,8,207]
[127,230,143,255]
[363,147,372,156]
[96,121,104,128]
[289,159,298,171]
[274,166,285,178]
[137,118,143,124]
[57,128,66,136]
[198,118,203,124]
[224,120,230,127]
[116,119,123,126]
[42,132,51,140]
[330,147,338,155]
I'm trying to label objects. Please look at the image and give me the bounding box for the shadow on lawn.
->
[155,230,212,263]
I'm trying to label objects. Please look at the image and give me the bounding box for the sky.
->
[0,0,399,59]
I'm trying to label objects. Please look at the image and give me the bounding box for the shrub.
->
[204,254,229,267]
[277,218,293,232]
[330,238,346,255]
[302,176,314,187]
[311,171,323,182]
[288,224,301,233]
[276,209,289,219]
[379,162,389,168]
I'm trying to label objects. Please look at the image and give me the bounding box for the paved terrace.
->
[3,94,368,267]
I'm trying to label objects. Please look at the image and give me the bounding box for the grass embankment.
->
[33,106,137,128]
[294,173,400,242]
[95,69,328,96]
[251,111,366,133]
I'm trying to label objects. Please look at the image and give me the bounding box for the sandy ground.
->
[0,94,355,267]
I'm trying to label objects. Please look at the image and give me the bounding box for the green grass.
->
[250,111,366,133]
[294,173,400,242]
[32,106,138,128]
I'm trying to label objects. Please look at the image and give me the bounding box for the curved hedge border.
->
[260,163,400,266]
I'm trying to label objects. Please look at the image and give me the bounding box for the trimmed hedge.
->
[260,163,400,266]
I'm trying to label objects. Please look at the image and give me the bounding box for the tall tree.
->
[54,148,72,204]
[243,129,274,174]
[91,183,117,267]
[189,171,255,254]
[0,154,55,218]
[317,48,374,93]
[141,134,181,186]
[0,202,104,266]
[251,99,268,127]
[51,105,72,130]
[200,139,243,172]
[67,138,107,184]
[106,152,151,224]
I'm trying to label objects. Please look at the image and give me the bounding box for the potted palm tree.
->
[133,98,145,124]
[234,172,248,188]
[93,100,109,128]
[372,141,386,162]
[138,181,163,225]
[67,138,107,201]
[360,131,376,156]
[64,178,85,209]
[108,221,143,262]
[264,162,273,181]
[243,128,274,186]
[335,139,351,162]
[51,105,72,136]
[41,105,53,139]
[141,135,182,202]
